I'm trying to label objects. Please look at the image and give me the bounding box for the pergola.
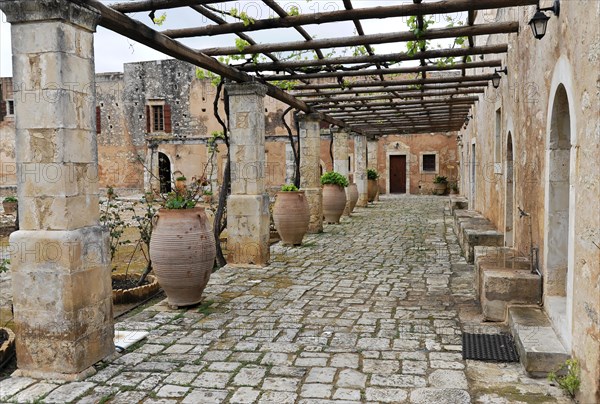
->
[87,0,533,135]
[0,0,538,381]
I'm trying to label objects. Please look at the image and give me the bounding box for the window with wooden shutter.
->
[146,105,151,132]
[164,104,172,133]
[96,106,101,134]
[422,154,436,172]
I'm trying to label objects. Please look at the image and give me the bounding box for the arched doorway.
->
[505,132,514,247]
[544,84,573,347]
[158,152,172,193]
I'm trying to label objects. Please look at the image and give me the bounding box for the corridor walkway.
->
[0,196,570,403]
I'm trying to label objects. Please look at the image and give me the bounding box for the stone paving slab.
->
[0,196,571,403]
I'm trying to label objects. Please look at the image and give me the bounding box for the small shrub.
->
[548,358,580,398]
[3,196,17,203]
[0,259,9,273]
[165,192,197,209]
[433,175,448,184]
[280,184,299,192]
[175,176,187,181]
[320,171,349,188]
[367,169,379,180]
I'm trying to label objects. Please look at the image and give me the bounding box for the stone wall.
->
[458,4,599,401]
[0,77,16,196]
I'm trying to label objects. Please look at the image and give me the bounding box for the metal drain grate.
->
[462,333,519,362]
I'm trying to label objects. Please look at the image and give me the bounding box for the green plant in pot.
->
[321,171,349,224]
[367,169,379,202]
[448,181,459,195]
[433,175,448,195]
[149,175,216,307]
[273,184,310,246]
[2,196,17,216]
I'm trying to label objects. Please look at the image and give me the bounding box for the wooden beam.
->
[79,0,350,130]
[263,60,502,81]
[294,82,488,97]
[110,0,233,13]
[293,74,495,90]
[237,44,508,71]
[315,96,479,109]
[308,89,485,104]
[161,0,537,38]
[198,17,518,56]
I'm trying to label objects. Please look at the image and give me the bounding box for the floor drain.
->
[462,333,519,362]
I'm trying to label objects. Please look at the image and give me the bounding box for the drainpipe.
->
[518,206,544,306]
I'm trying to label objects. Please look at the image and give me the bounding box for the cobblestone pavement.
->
[0,196,571,403]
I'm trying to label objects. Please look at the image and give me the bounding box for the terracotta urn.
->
[367,179,378,202]
[347,183,359,213]
[273,191,310,246]
[433,182,447,195]
[322,184,347,224]
[2,201,17,215]
[149,207,216,307]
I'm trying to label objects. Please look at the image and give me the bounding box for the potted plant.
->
[174,175,187,194]
[272,184,310,246]
[367,169,379,202]
[433,175,448,195]
[321,171,349,224]
[448,181,459,195]
[149,174,216,308]
[2,196,17,215]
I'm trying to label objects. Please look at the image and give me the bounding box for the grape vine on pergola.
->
[83,0,536,136]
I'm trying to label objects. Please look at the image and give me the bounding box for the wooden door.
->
[390,155,407,194]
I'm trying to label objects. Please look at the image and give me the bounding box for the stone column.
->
[354,134,369,207]
[333,129,352,216]
[368,139,380,201]
[225,83,270,266]
[299,113,323,233]
[0,0,114,380]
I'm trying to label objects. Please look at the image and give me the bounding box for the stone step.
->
[481,269,541,321]
[448,196,468,214]
[463,227,504,263]
[474,251,531,301]
[508,306,569,377]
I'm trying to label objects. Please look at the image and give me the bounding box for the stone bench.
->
[463,227,504,263]
[448,195,468,214]
[508,306,569,377]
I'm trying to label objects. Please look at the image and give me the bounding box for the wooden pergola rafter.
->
[85,0,535,135]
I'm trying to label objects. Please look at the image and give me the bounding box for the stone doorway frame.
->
[504,131,514,247]
[385,142,410,195]
[543,57,577,350]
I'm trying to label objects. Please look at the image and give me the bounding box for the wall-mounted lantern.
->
[491,67,508,89]
[529,0,560,40]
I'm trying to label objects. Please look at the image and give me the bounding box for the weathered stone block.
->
[17,194,100,231]
[481,269,541,321]
[474,249,529,300]
[8,227,114,378]
[227,194,270,266]
[303,187,323,234]
[464,227,504,264]
[508,306,569,377]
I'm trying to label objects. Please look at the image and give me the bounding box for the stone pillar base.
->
[227,194,270,266]
[303,188,323,233]
[343,188,352,216]
[9,227,115,376]
[12,366,97,382]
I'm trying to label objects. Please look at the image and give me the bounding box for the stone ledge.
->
[481,269,541,322]
[448,196,468,214]
[508,306,569,377]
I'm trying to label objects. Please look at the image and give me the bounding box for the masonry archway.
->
[505,132,514,247]
[158,152,172,193]
[544,83,574,348]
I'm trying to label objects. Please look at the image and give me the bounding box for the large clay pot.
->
[150,207,216,307]
[273,191,310,246]
[322,184,347,224]
[2,201,17,215]
[368,179,378,202]
[347,183,359,213]
[433,183,447,195]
